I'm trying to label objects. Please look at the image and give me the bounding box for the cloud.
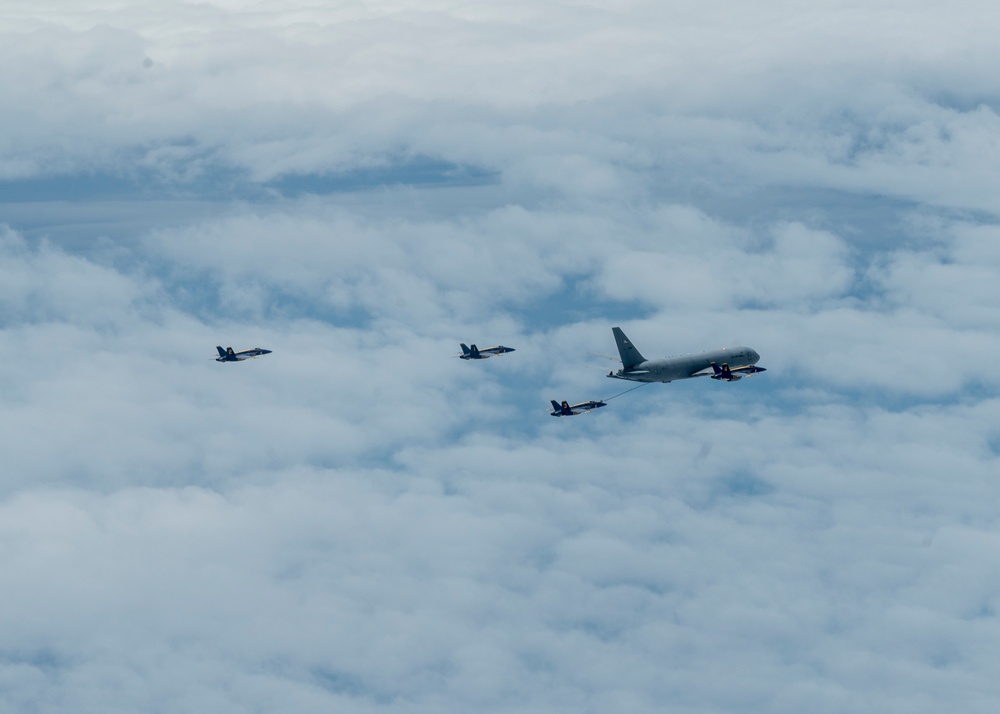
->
[5,0,1000,213]
[596,211,855,311]
[3,1,1000,712]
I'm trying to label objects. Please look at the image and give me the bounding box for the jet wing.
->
[608,370,652,381]
[731,365,766,375]
[697,365,765,378]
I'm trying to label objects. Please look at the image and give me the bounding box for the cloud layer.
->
[2,2,1000,712]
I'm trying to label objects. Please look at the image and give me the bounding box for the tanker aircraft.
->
[215,346,272,362]
[459,343,515,360]
[607,327,765,383]
[549,399,607,417]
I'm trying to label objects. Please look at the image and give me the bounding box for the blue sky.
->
[2,1,1000,712]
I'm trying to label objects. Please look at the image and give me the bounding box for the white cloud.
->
[3,1,1000,711]
[0,227,151,326]
[596,213,854,311]
[2,0,1000,214]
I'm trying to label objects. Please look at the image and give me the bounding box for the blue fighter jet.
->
[550,399,607,417]
[215,346,272,362]
[459,343,515,360]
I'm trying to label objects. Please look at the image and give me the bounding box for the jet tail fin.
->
[612,327,647,370]
[551,400,561,411]
[460,343,471,356]
[216,346,227,358]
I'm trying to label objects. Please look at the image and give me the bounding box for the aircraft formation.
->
[606,327,765,384]
[458,326,766,417]
[215,327,765,418]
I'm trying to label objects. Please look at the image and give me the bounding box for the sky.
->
[2,1,1000,712]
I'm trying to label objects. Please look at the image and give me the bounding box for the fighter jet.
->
[549,399,607,417]
[459,343,515,360]
[215,346,272,362]
[607,327,765,383]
